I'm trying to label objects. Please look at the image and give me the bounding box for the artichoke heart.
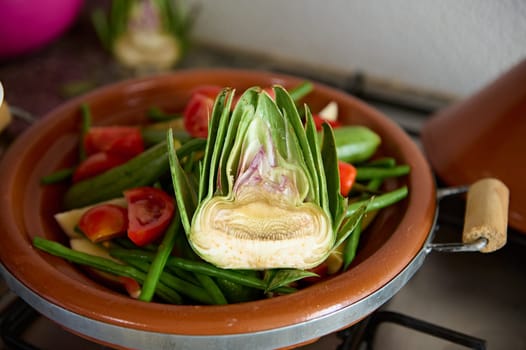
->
[191,189,332,269]
[173,86,343,270]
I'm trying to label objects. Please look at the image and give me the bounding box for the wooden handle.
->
[462,178,509,252]
[0,101,11,133]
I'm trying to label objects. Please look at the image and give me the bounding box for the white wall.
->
[188,0,526,97]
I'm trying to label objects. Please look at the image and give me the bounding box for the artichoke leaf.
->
[264,269,318,293]
[198,88,233,202]
[218,88,259,195]
[320,122,346,230]
[274,87,320,204]
[333,200,368,250]
[304,106,330,214]
[167,129,196,233]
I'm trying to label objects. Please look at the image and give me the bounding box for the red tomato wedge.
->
[262,87,276,100]
[84,126,144,158]
[183,86,222,138]
[73,152,130,183]
[118,276,141,299]
[78,204,128,243]
[182,86,276,138]
[338,161,357,197]
[313,115,342,131]
[124,187,175,246]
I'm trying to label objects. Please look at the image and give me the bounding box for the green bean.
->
[40,168,74,185]
[64,138,206,209]
[355,158,396,195]
[362,157,396,192]
[139,214,180,302]
[118,255,213,305]
[365,157,397,168]
[355,165,410,181]
[34,237,140,277]
[289,81,314,102]
[146,106,181,122]
[349,182,382,195]
[167,265,200,286]
[79,103,91,161]
[141,128,191,146]
[148,283,183,304]
[347,186,408,216]
[113,237,157,251]
[215,277,261,303]
[195,274,227,305]
[32,237,182,304]
[109,248,296,294]
[366,177,384,192]
[342,216,363,271]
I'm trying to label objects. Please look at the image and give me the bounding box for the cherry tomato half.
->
[124,187,175,246]
[183,86,222,138]
[84,126,144,158]
[73,152,130,183]
[78,204,128,243]
[338,161,357,197]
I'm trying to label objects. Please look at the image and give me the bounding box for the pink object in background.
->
[0,0,84,58]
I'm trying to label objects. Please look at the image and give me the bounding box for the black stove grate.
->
[1,298,40,350]
[336,311,486,350]
[0,297,487,350]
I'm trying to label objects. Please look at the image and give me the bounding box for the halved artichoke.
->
[169,86,356,270]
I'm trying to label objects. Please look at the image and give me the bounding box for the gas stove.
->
[0,18,525,350]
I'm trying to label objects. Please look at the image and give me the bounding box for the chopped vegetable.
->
[342,215,362,271]
[338,161,357,197]
[138,213,180,302]
[109,247,297,294]
[73,126,146,182]
[54,198,128,238]
[34,81,411,306]
[40,168,74,185]
[332,126,381,163]
[313,115,342,131]
[34,237,182,304]
[78,204,128,243]
[63,138,206,209]
[183,86,222,138]
[73,152,130,183]
[318,101,338,122]
[124,187,175,246]
[355,164,411,180]
[84,126,144,158]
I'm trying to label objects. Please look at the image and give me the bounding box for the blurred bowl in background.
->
[0,0,84,59]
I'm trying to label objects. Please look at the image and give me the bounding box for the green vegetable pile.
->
[34,83,410,305]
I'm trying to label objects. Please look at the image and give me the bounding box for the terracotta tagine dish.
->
[0,69,436,349]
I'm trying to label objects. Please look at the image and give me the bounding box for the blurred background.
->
[189,0,526,98]
[2,0,526,113]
